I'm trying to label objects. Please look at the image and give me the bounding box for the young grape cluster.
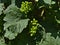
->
[20,1,33,14]
[30,18,39,36]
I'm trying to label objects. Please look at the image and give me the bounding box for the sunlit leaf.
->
[0,37,6,45]
[55,16,60,24]
[43,0,51,4]
[0,3,4,15]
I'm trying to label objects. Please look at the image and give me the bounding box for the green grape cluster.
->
[30,18,39,36]
[20,1,33,14]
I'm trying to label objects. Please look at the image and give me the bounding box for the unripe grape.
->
[20,1,33,14]
[29,18,39,36]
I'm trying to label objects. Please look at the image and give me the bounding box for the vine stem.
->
[38,24,46,41]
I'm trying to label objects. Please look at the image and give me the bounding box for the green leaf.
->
[4,4,22,22]
[51,1,55,4]
[36,33,60,45]
[0,37,6,45]
[56,36,60,45]
[0,3,4,15]
[3,4,30,40]
[11,0,15,4]
[4,29,18,40]
[17,19,29,33]
[43,0,52,5]
[4,19,29,32]
[55,16,60,24]
[4,19,29,40]
[56,19,60,23]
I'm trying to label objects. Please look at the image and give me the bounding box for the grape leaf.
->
[16,19,29,33]
[4,29,18,40]
[55,36,60,45]
[43,0,51,5]
[4,4,22,22]
[4,19,29,40]
[4,19,29,33]
[3,4,30,40]
[0,37,6,45]
[0,3,4,15]
[56,19,60,24]
[55,16,60,24]
[36,33,60,45]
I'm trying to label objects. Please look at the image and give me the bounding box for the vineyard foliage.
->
[0,0,60,45]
